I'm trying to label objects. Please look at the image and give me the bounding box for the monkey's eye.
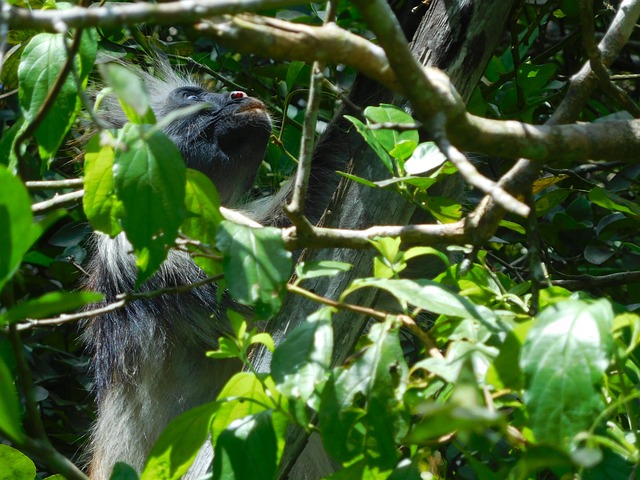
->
[186,94,199,100]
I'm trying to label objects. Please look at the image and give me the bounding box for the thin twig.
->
[552,271,640,290]
[25,178,84,189]
[287,283,442,356]
[15,273,224,331]
[431,114,530,217]
[31,190,84,214]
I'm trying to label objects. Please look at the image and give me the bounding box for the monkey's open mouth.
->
[235,100,267,115]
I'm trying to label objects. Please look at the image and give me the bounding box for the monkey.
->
[81,64,348,479]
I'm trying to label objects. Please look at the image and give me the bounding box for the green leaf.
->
[589,187,640,218]
[485,321,532,390]
[213,411,278,480]
[207,337,241,359]
[0,291,103,326]
[0,119,23,172]
[342,278,497,327]
[403,246,450,268]
[319,320,408,468]
[336,170,379,188]
[0,357,24,443]
[211,372,276,446]
[110,462,139,480]
[520,299,614,447]
[142,402,220,480]
[345,115,394,174]
[0,445,35,480]
[100,64,156,124]
[285,61,305,90]
[0,167,33,292]
[249,332,275,352]
[272,308,334,403]
[181,169,224,276]
[78,29,98,82]
[535,188,570,217]
[364,105,419,160]
[113,124,186,285]
[216,222,291,320]
[404,142,447,176]
[18,33,83,159]
[295,261,352,282]
[83,133,122,236]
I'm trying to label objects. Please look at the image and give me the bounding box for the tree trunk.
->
[186,1,518,478]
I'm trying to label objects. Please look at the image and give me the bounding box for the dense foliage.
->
[1,1,640,479]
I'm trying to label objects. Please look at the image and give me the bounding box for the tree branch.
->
[5,0,303,32]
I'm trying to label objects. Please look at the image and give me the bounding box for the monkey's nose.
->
[230,91,248,100]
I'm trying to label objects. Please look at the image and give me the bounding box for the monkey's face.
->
[160,86,272,206]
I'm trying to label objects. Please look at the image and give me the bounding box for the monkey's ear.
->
[99,64,157,125]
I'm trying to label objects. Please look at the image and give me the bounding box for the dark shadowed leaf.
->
[0,168,32,292]
[0,358,24,444]
[110,462,139,480]
[213,411,278,480]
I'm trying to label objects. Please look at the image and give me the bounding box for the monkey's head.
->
[158,85,272,206]
[99,65,272,206]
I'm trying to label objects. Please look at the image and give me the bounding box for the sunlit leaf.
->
[521,299,614,447]
[216,223,291,320]
[272,308,334,403]
[142,402,220,480]
[113,124,186,285]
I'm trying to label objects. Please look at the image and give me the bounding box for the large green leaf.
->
[342,278,497,326]
[18,30,97,159]
[211,372,276,446]
[0,445,34,480]
[113,124,186,285]
[520,299,614,447]
[272,307,334,403]
[142,402,220,480]
[0,167,32,292]
[213,411,278,480]
[319,319,408,468]
[216,222,291,320]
